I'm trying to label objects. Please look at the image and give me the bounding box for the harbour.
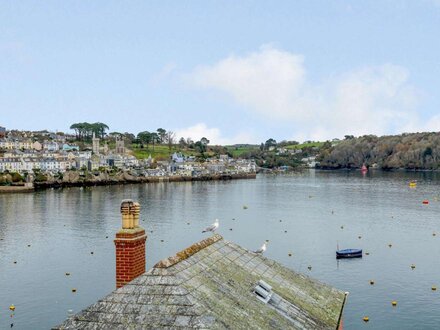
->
[2,171,440,328]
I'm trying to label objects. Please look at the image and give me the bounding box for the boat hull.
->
[336,249,362,259]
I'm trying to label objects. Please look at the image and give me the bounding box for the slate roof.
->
[54,234,346,330]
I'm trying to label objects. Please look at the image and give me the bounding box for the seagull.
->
[202,219,219,233]
[254,240,269,254]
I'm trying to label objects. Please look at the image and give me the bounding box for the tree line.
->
[70,122,109,140]
[317,132,440,170]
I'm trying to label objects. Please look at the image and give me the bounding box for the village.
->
[0,125,257,187]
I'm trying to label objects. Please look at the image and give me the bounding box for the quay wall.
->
[32,173,256,190]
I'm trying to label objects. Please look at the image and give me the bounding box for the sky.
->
[1,1,440,144]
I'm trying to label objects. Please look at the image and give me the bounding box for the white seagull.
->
[202,219,219,233]
[254,240,269,254]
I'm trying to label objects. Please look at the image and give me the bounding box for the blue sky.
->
[1,1,440,144]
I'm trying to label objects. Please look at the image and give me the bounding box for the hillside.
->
[317,132,440,170]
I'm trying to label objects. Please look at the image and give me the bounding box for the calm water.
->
[1,171,440,329]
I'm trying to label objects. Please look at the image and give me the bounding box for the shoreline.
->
[31,172,257,191]
[0,185,35,193]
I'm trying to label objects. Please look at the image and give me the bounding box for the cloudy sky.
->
[1,1,440,144]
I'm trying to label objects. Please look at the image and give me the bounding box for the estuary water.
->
[1,170,440,329]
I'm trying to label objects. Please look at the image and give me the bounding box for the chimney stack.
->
[114,199,147,288]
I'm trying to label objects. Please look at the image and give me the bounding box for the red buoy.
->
[423,200,429,205]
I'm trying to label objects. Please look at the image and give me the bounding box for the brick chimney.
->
[114,199,147,288]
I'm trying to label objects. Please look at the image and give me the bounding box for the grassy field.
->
[130,145,205,160]
[225,145,259,157]
[130,145,179,160]
[285,141,324,150]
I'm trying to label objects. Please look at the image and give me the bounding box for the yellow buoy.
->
[9,305,15,311]
[411,264,416,269]
[433,233,436,236]
[432,286,437,291]
[391,300,397,306]
[363,316,369,322]
[65,272,70,276]
[369,280,375,285]
[71,288,77,293]
[358,236,362,239]
[288,252,292,257]
[365,252,370,255]
[388,244,392,248]
[340,226,344,229]
[243,205,248,209]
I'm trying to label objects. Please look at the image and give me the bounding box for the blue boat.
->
[336,248,362,259]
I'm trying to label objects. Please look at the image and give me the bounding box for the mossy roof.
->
[54,234,345,329]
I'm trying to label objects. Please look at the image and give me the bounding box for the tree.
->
[157,128,166,144]
[264,138,277,150]
[70,122,109,140]
[165,131,176,151]
[137,131,151,149]
[195,137,210,156]
[200,137,210,146]
[178,137,187,149]
[150,132,160,150]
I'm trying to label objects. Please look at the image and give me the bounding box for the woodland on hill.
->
[317,132,440,170]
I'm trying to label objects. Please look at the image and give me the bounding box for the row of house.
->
[0,153,140,174]
[0,139,79,152]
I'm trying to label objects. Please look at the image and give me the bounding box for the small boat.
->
[336,248,362,259]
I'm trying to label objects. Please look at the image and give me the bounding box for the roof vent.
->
[254,280,273,303]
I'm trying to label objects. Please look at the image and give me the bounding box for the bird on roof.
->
[254,240,269,254]
[202,219,219,233]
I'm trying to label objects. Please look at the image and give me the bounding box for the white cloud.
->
[186,45,430,140]
[174,123,255,145]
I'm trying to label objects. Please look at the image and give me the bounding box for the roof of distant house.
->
[54,234,346,329]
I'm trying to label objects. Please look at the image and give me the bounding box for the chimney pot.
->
[115,200,147,288]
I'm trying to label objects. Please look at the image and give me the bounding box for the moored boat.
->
[336,248,362,259]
